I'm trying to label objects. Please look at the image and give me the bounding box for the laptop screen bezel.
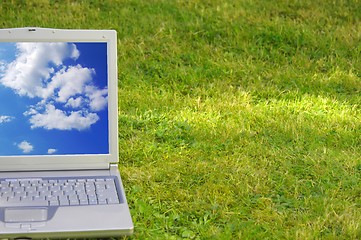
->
[0,28,118,171]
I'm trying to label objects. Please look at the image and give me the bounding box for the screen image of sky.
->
[0,42,109,156]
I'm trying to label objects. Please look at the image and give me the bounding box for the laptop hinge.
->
[0,162,113,172]
[109,163,119,173]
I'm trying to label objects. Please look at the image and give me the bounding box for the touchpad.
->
[5,208,48,222]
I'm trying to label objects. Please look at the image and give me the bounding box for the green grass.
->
[1,0,361,239]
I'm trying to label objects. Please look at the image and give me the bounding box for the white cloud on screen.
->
[85,86,108,111]
[18,141,34,153]
[0,115,14,124]
[44,64,95,102]
[25,104,99,131]
[0,42,107,131]
[0,61,6,75]
[65,97,83,108]
[0,43,79,98]
[48,148,57,154]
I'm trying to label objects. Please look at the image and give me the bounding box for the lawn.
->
[1,0,361,239]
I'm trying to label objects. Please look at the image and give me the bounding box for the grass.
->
[1,0,361,239]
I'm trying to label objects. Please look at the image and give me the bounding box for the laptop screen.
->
[0,42,109,156]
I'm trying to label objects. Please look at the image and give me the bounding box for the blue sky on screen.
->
[0,42,109,156]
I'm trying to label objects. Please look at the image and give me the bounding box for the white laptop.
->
[0,27,133,238]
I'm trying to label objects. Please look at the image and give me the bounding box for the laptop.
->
[0,27,133,238]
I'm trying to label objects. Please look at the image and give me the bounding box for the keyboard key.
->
[59,200,69,206]
[49,200,59,206]
[107,198,119,204]
[89,199,97,205]
[79,199,89,205]
[69,199,79,205]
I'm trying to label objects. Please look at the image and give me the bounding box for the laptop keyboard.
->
[0,177,120,207]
